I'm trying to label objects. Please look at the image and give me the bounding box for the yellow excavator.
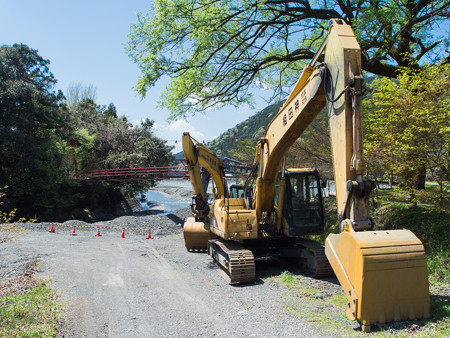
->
[183,19,430,331]
[182,132,227,250]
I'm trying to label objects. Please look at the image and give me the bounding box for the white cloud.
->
[168,119,205,141]
[254,79,272,91]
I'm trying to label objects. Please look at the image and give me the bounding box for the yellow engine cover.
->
[210,198,258,240]
[325,229,430,329]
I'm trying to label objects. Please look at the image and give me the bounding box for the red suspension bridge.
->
[77,166,189,181]
[76,160,253,182]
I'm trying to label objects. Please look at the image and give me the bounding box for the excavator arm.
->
[182,132,227,220]
[182,132,227,250]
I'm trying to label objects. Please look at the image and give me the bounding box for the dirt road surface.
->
[3,229,333,337]
[3,180,441,336]
[2,180,337,337]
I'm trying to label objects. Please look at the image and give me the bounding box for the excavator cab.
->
[275,168,324,237]
[229,184,253,199]
[229,184,244,198]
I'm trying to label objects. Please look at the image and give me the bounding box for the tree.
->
[127,0,449,118]
[66,82,97,107]
[0,44,73,216]
[228,138,258,165]
[67,99,174,194]
[364,62,449,200]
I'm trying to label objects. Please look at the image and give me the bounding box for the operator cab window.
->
[287,172,323,234]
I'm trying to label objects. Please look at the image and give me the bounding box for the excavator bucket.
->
[183,217,214,251]
[325,229,430,332]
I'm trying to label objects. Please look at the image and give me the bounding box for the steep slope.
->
[206,102,283,157]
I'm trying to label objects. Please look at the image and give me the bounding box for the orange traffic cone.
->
[49,222,55,233]
[120,227,125,238]
[95,226,102,237]
[71,225,77,236]
[147,228,152,239]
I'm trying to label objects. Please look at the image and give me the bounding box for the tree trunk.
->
[414,165,426,190]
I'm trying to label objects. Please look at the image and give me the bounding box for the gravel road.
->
[3,179,434,337]
[3,228,337,337]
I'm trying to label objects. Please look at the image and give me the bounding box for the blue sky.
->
[1,0,268,153]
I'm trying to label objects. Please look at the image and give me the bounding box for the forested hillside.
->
[206,102,282,158]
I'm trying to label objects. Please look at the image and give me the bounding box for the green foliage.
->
[127,0,449,118]
[228,138,257,165]
[0,279,60,337]
[67,99,174,195]
[0,187,25,224]
[0,187,30,244]
[67,100,173,173]
[205,102,332,174]
[287,109,332,176]
[280,271,298,287]
[364,62,449,195]
[0,44,77,216]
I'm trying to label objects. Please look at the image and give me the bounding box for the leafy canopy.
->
[0,44,67,214]
[364,62,449,197]
[127,0,449,118]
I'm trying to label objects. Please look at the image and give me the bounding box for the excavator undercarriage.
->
[208,237,334,284]
[208,239,255,284]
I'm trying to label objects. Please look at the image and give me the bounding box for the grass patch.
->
[270,272,357,334]
[331,293,347,305]
[272,271,450,336]
[0,275,60,337]
[280,271,300,287]
[428,295,450,335]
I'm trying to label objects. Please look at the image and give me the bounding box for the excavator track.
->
[208,239,255,284]
[296,239,334,278]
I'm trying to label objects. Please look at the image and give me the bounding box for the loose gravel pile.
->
[20,207,191,238]
[19,179,194,237]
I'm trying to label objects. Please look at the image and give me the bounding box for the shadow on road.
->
[167,213,184,226]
